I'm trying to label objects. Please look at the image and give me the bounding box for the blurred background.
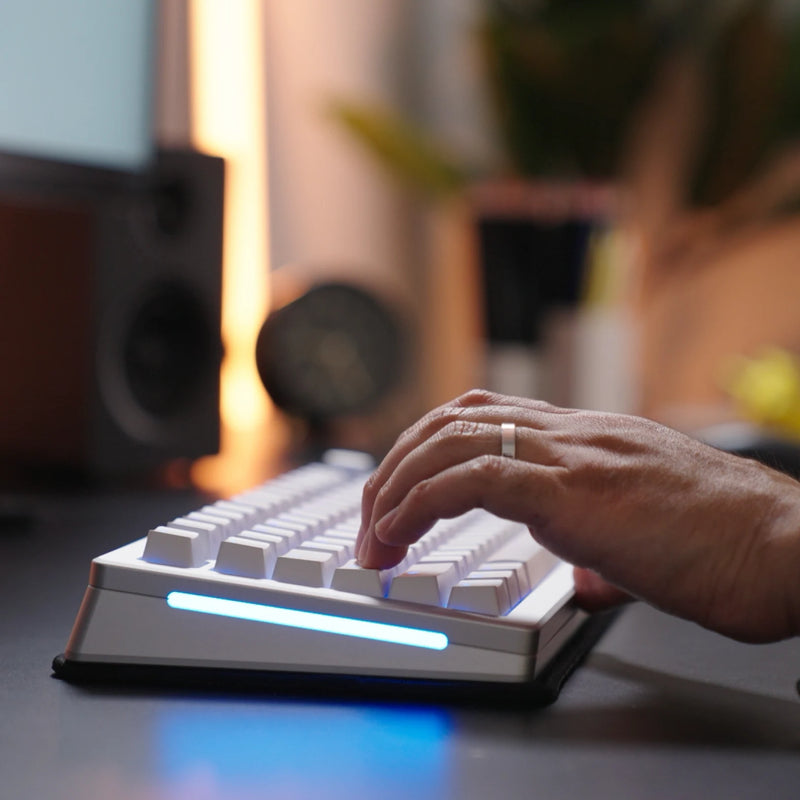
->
[4,0,800,497]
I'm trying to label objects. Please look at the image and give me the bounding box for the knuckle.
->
[533,398,560,414]
[436,418,483,444]
[405,476,434,508]
[363,472,381,501]
[423,404,472,435]
[372,479,397,517]
[455,388,497,408]
[469,453,512,482]
[394,406,445,450]
[394,422,421,450]
[408,405,458,439]
[428,406,458,428]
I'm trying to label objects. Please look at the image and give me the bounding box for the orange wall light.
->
[188,0,280,494]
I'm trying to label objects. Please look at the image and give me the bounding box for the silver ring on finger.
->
[500,422,516,459]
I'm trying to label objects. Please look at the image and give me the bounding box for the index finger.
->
[357,454,559,569]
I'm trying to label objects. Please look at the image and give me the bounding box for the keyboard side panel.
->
[87,543,579,654]
[65,585,538,683]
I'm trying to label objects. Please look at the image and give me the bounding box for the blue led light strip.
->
[166,591,449,651]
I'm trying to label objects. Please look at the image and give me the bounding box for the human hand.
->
[356,390,800,642]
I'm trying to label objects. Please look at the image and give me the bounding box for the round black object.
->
[123,282,217,418]
[256,282,406,422]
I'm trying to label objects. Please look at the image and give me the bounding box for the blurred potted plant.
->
[331,0,665,404]
[465,0,664,403]
[331,0,800,408]
[626,2,800,419]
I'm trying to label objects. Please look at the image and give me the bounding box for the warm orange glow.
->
[188,0,285,494]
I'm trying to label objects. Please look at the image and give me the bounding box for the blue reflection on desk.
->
[157,701,451,797]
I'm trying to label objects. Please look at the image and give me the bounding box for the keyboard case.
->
[53,459,614,705]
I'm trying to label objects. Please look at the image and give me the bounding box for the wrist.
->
[758,474,800,640]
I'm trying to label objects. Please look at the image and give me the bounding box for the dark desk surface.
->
[2,489,799,800]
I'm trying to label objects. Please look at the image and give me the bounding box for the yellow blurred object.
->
[724,348,800,439]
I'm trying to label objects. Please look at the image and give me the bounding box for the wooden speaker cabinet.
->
[0,149,224,479]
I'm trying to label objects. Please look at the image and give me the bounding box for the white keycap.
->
[331,560,393,598]
[214,499,260,519]
[302,538,353,564]
[237,529,292,555]
[333,518,360,534]
[217,501,263,530]
[249,523,304,550]
[262,518,313,542]
[420,549,474,579]
[166,518,219,555]
[142,525,206,568]
[186,510,233,530]
[448,578,513,616]
[272,547,339,587]
[477,560,532,595]
[442,536,491,562]
[489,532,558,588]
[468,568,523,605]
[215,536,278,579]
[320,528,358,544]
[277,512,323,534]
[388,562,459,606]
[201,505,248,534]
[233,487,293,514]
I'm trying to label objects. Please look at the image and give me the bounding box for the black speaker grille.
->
[123,281,217,418]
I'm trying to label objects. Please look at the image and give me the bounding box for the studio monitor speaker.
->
[0,148,224,479]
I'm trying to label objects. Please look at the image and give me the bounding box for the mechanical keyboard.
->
[54,452,610,702]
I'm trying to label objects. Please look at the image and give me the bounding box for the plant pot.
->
[470,179,623,406]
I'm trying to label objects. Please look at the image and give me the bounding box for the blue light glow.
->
[166,591,449,650]
[156,705,451,793]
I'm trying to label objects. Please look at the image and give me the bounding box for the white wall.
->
[263,0,495,290]
[264,0,415,294]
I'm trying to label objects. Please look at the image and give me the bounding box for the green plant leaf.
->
[328,101,470,200]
